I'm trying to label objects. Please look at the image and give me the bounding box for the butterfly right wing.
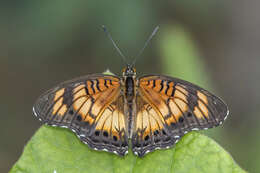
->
[131,75,228,156]
[33,74,128,156]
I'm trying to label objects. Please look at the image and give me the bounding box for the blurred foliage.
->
[159,24,212,88]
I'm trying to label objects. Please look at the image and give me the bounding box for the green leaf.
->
[10,126,245,173]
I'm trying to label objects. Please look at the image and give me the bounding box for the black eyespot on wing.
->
[179,117,184,123]
[171,122,176,127]
[154,130,159,136]
[113,136,118,141]
[144,135,149,141]
[95,130,100,136]
[103,131,108,137]
[76,115,82,121]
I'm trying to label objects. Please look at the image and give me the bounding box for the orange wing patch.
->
[167,100,181,123]
[193,106,204,119]
[52,97,68,116]
[93,96,126,142]
[197,90,208,105]
[166,82,174,96]
[135,103,164,139]
[52,88,68,116]
[70,78,120,124]
[139,79,189,125]
[193,91,209,119]
[73,84,89,118]
[54,88,65,101]
[174,86,188,102]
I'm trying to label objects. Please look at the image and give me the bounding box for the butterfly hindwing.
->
[131,75,228,156]
[33,74,128,156]
[131,95,177,156]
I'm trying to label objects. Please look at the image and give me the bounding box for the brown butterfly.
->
[33,26,229,157]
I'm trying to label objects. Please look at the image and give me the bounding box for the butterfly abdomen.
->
[125,77,135,102]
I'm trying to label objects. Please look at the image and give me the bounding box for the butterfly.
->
[32,26,229,157]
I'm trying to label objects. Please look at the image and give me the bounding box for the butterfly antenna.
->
[102,25,128,64]
[132,26,159,66]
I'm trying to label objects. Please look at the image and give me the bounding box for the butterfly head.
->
[122,64,136,78]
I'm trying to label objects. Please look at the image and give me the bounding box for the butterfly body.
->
[33,64,228,157]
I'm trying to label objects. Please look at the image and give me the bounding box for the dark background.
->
[2,1,260,172]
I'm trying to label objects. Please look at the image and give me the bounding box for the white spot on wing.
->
[32,107,37,117]
[224,115,228,121]
[226,109,229,116]
[145,150,150,154]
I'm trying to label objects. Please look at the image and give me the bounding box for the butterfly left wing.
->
[131,75,228,156]
[33,74,129,156]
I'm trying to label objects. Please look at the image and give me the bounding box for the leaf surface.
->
[10,126,245,173]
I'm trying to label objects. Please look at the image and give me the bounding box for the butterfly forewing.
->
[33,74,129,156]
[131,75,228,156]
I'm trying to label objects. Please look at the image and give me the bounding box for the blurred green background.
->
[2,1,260,172]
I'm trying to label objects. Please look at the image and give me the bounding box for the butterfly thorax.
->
[122,65,137,103]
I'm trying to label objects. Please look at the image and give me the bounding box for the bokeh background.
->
[2,1,260,172]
